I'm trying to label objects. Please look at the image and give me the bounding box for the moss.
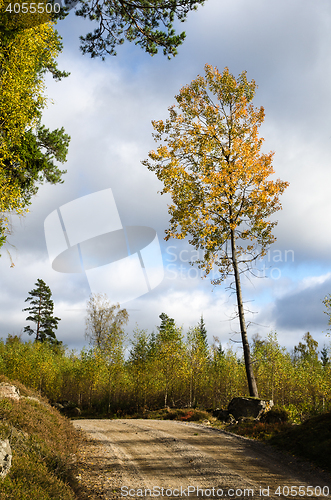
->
[270,412,331,472]
[225,411,331,473]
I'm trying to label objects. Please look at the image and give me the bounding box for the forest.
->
[1,306,330,422]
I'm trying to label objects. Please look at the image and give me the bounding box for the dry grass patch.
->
[0,376,82,499]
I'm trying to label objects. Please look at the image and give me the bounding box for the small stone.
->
[226,414,237,425]
[0,439,12,479]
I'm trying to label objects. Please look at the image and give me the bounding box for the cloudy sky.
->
[1,0,331,354]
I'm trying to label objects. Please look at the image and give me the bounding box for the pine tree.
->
[158,313,179,342]
[320,346,329,367]
[73,0,205,60]
[23,279,61,344]
[197,314,209,352]
[156,313,185,407]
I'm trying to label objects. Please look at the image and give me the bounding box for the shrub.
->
[260,406,289,424]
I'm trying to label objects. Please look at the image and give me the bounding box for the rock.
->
[21,396,40,404]
[52,403,64,411]
[0,383,20,401]
[0,384,46,407]
[227,397,273,421]
[214,409,229,422]
[0,439,12,479]
[226,414,237,425]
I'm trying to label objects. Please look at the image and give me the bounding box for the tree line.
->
[1,284,330,420]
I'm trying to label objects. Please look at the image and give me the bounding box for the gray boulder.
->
[228,397,273,420]
[0,439,12,479]
[0,384,45,406]
[0,383,20,401]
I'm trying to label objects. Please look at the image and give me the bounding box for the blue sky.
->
[1,0,331,354]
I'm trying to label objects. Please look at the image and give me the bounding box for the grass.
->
[222,420,291,441]
[0,375,94,500]
[269,412,331,472]
[218,410,331,474]
[118,406,212,422]
[147,407,211,422]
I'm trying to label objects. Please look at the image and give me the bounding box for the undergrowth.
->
[119,407,211,422]
[0,376,87,500]
[269,412,331,473]
[223,410,331,474]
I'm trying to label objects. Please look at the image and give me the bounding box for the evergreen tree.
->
[72,0,206,60]
[128,328,153,410]
[23,279,61,344]
[320,346,330,367]
[197,314,209,352]
[0,16,70,250]
[187,324,209,407]
[147,331,157,358]
[156,313,185,407]
[129,328,151,365]
[158,313,179,342]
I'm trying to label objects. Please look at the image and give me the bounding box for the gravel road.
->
[72,419,331,500]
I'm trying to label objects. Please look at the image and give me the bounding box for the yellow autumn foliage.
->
[144,65,290,397]
[143,65,289,277]
[0,5,63,232]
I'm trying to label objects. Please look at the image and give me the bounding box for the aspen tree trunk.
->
[189,370,193,408]
[230,229,259,397]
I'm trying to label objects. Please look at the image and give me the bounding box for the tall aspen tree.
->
[143,65,289,396]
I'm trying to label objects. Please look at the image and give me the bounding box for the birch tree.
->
[85,293,129,411]
[0,7,69,250]
[85,293,128,357]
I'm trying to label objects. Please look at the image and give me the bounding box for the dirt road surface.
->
[72,419,331,500]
